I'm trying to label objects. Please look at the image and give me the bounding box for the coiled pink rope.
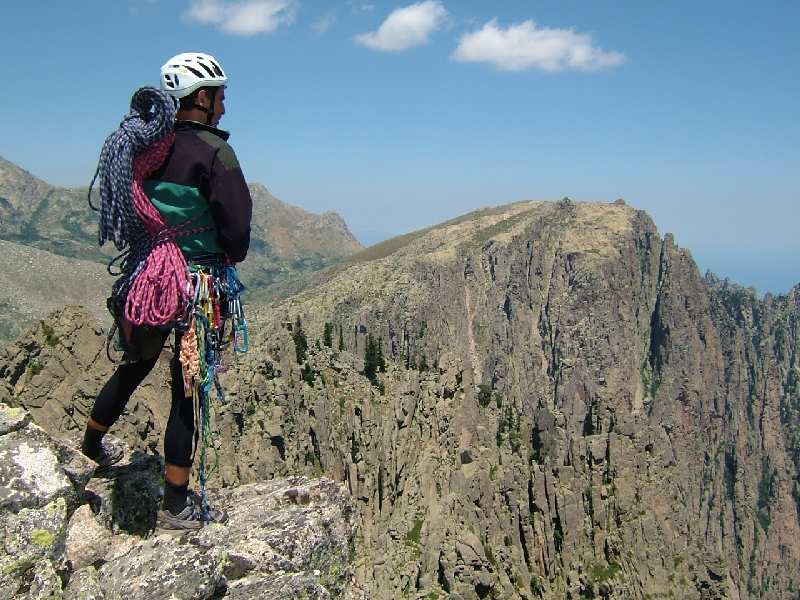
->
[123,133,193,327]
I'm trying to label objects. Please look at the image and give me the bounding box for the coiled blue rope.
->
[88,87,177,317]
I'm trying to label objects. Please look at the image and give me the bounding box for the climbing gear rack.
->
[178,263,249,522]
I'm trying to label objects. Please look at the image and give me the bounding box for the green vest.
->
[143,180,224,258]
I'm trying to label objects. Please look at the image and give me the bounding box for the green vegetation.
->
[553,522,563,552]
[338,325,345,351]
[483,538,497,567]
[724,447,737,503]
[590,562,622,582]
[530,575,544,596]
[496,402,522,454]
[478,383,492,408]
[290,316,322,386]
[304,450,323,475]
[472,208,537,246]
[757,456,777,532]
[3,557,33,576]
[301,364,317,386]
[406,518,424,546]
[40,321,59,346]
[363,334,386,388]
[292,316,308,364]
[31,528,55,548]
[376,337,386,372]
[28,360,43,378]
[641,360,661,399]
[323,322,333,348]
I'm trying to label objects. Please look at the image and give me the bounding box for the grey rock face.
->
[0,402,29,434]
[84,477,358,600]
[63,567,105,600]
[65,505,113,571]
[0,403,360,600]
[97,535,224,600]
[2,201,798,599]
[0,498,68,599]
[0,402,91,599]
[0,425,77,512]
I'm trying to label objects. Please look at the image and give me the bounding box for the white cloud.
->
[312,9,336,34]
[354,1,447,52]
[184,0,296,36]
[452,19,626,72]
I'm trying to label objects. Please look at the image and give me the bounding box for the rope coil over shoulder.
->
[89,87,201,326]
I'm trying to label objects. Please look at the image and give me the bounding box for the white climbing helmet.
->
[160,52,227,99]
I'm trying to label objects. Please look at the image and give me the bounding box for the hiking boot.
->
[84,438,124,471]
[156,498,228,530]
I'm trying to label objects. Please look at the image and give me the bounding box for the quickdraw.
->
[178,263,249,522]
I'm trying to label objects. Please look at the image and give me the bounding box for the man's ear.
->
[195,88,209,108]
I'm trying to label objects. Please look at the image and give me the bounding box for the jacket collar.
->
[175,120,230,141]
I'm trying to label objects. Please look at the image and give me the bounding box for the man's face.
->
[198,86,226,126]
[211,86,226,126]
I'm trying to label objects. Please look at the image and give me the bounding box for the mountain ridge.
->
[3,199,798,598]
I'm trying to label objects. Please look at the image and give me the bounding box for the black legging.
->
[90,331,195,468]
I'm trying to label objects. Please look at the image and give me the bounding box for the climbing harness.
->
[89,86,249,524]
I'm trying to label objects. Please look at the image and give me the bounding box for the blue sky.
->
[2,1,798,293]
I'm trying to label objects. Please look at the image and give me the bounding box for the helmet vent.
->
[198,62,216,78]
[184,65,204,78]
[209,60,223,76]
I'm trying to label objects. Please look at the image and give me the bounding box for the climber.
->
[80,52,253,530]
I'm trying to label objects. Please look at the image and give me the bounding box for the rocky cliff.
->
[1,199,798,599]
[0,402,362,599]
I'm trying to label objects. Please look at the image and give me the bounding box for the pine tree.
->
[376,337,386,373]
[292,316,308,364]
[364,334,378,385]
[323,322,333,348]
[338,325,345,351]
